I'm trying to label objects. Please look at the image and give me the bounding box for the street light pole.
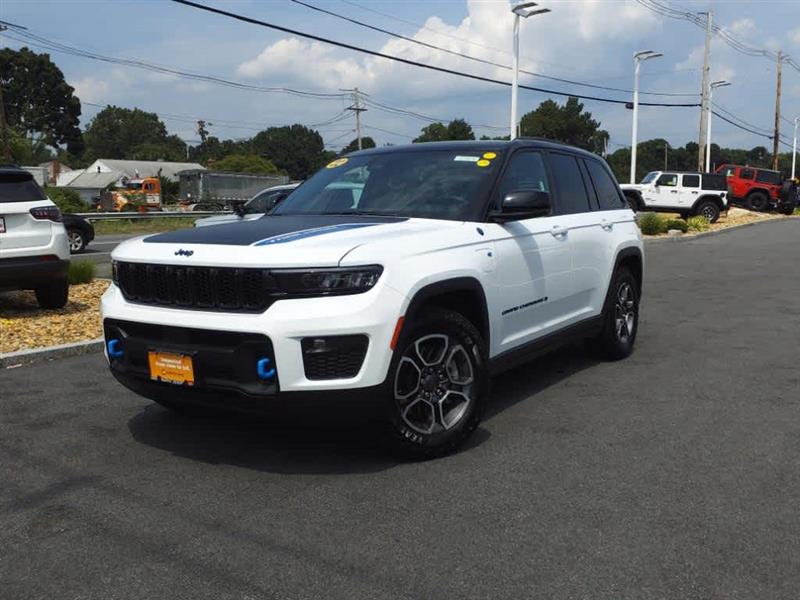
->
[705,80,731,173]
[509,2,550,140]
[630,50,662,184]
[792,116,798,180]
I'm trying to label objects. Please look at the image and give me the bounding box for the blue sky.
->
[2,0,799,154]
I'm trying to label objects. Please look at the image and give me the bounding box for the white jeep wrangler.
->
[102,140,644,457]
[620,171,728,222]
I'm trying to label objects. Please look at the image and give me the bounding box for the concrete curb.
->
[1,338,104,369]
[644,215,799,243]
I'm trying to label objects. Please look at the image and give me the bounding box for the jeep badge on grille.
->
[174,249,194,257]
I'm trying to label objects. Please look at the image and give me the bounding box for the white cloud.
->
[71,77,110,103]
[791,28,800,46]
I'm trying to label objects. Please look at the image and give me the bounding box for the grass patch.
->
[794,207,800,216]
[664,218,688,233]
[686,215,711,232]
[68,260,96,285]
[93,217,199,235]
[638,213,667,235]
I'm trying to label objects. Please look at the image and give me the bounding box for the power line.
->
[169,0,700,108]
[289,0,698,98]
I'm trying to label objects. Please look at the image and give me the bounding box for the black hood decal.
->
[144,214,407,246]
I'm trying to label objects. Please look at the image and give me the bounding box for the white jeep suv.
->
[102,140,643,457]
[0,166,70,308]
[620,171,728,222]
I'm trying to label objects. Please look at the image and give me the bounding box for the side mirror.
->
[231,200,246,217]
[491,190,551,222]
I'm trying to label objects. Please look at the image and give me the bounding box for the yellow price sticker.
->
[482,152,497,159]
[326,158,349,169]
[476,159,491,167]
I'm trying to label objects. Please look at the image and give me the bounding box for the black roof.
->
[346,138,601,160]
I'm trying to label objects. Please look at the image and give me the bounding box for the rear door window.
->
[755,170,782,185]
[682,174,700,188]
[548,153,592,215]
[584,159,626,210]
[740,168,755,180]
[0,172,47,203]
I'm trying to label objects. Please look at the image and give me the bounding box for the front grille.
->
[302,335,368,380]
[115,262,277,312]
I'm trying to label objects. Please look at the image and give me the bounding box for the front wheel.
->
[387,308,488,459]
[695,200,720,223]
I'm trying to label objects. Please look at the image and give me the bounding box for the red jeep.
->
[715,164,794,213]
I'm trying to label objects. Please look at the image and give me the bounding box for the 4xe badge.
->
[174,249,194,257]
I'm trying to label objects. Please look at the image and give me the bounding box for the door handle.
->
[670,190,679,194]
[600,219,613,231]
[551,225,568,237]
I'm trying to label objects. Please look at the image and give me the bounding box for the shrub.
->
[794,207,800,216]
[68,260,96,285]
[45,187,85,213]
[638,212,667,235]
[664,218,688,233]
[686,216,711,232]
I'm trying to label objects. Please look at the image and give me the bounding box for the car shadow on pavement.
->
[126,343,597,475]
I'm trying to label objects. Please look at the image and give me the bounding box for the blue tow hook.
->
[107,339,124,358]
[256,357,276,381]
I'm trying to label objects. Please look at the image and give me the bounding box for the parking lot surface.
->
[2,220,800,599]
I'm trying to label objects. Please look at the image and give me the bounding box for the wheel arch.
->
[403,277,490,346]
[622,189,643,210]
[613,247,644,299]
[692,194,724,212]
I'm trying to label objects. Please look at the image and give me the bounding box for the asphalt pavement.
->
[3,220,800,599]
[77,234,142,278]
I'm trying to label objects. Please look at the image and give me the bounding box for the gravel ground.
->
[0,280,110,353]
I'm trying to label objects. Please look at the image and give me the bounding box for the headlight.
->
[273,266,383,296]
[111,260,119,285]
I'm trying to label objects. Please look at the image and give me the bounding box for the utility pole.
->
[772,51,783,171]
[341,88,367,150]
[0,23,10,162]
[697,10,712,172]
[664,142,668,170]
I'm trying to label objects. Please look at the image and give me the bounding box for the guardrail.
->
[74,211,230,220]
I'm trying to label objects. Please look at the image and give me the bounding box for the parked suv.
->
[716,164,794,213]
[620,171,728,222]
[194,183,301,228]
[0,166,70,308]
[102,140,643,457]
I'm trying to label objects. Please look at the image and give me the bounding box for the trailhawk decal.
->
[253,223,380,246]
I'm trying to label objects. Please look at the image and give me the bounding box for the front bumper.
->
[101,279,406,397]
[0,256,69,291]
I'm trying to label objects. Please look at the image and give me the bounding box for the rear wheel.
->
[695,200,720,223]
[747,191,769,212]
[588,267,639,360]
[387,308,488,459]
[35,278,69,309]
[67,229,87,253]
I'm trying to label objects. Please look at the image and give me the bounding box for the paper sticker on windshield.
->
[482,152,497,159]
[326,158,349,169]
[476,159,491,167]
[454,155,479,162]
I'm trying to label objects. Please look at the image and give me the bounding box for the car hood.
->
[111,214,464,268]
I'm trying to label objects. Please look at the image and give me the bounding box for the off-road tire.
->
[747,191,770,212]
[35,278,69,309]
[588,267,639,361]
[386,308,488,459]
[694,200,720,223]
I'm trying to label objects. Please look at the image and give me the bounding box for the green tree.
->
[83,106,187,161]
[251,124,326,179]
[341,136,376,154]
[0,47,84,155]
[8,130,54,164]
[44,186,85,212]
[413,119,475,143]
[519,97,608,153]
[212,154,280,175]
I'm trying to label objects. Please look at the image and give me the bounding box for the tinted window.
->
[548,153,591,215]
[740,168,755,180]
[585,159,626,210]
[274,150,502,221]
[496,151,549,206]
[0,172,47,203]
[755,170,782,185]
[682,174,700,188]
[656,173,678,187]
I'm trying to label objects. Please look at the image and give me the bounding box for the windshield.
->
[126,182,143,191]
[0,172,47,203]
[640,172,659,184]
[272,149,503,221]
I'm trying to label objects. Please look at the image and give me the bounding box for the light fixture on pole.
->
[792,116,798,180]
[630,50,662,184]
[510,2,550,140]
[705,80,731,172]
